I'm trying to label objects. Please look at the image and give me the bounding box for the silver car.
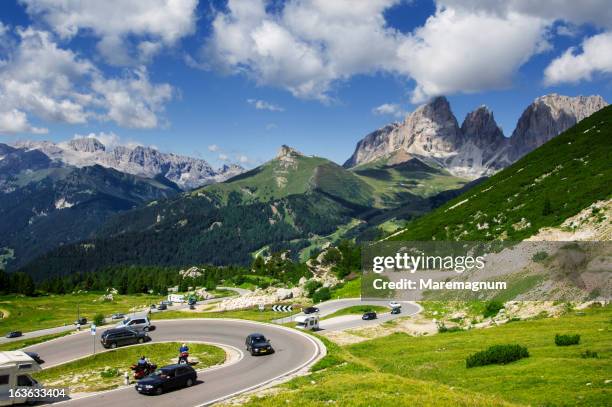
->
[116,316,151,332]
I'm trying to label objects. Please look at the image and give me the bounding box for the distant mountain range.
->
[0,143,180,269]
[4,93,609,276]
[344,94,607,179]
[13,138,244,190]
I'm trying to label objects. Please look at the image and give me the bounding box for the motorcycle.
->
[178,351,189,364]
[130,362,157,380]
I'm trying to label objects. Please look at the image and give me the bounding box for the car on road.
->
[24,351,44,364]
[391,307,401,315]
[362,311,377,320]
[74,317,87,326]
[135,364,197,395]
[101,327,149,349]
[5,331,22,338]
[111,313,125,320]
[161,300,173,306]
[245,333,274,356]
[389,301,401,308]
[116,316,151,332]
[150,304,157,309]
[187,298,196,306]
[303,306,319,314]
[157,304,167,311]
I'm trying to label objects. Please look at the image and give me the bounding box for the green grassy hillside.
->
[201,150,374,208]
[246,305,611,406]
[352,154,469,207]
[390,105,612,241]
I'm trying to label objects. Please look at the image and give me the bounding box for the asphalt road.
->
[25,319,322,406]
[273,299,421,331]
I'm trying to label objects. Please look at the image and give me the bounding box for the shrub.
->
[100,368,119,378]
[466,344,529,368]
[555,333,580,346]
[438,323,462,333]
[483,300,504,318]
[532,251,549,262]
[304,280,323,298]
[580,350,598,359]
[93,313,105,326]
[312,287,331,303]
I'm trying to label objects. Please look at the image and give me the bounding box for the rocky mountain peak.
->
[67,137,106,153]
[461,105,504,146]
[277,145,302,159]
[510,94,607,158]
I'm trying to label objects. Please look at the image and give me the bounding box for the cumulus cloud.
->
[0,109,48,135]
[218,153,229,161]
[20,0,198,65]
[201,0,402,101]
[208,144,219,152]
[0,27,175,132]
[238,154,249,164]
[199,0,609,103]
[397,7,550,102]
[372,103,405,118]
[247,99,284,112]
[544,31,612,85]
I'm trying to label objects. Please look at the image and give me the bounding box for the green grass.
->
[0,331,72,351]
[322,305,388,320]
[330,278,362,299]
[151,308,299,323]
[0,292,164,336]
[244,305,611,407]
[33,342,225,393]
[390,105,612,241]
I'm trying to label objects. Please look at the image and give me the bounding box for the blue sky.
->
[0,1,611,168]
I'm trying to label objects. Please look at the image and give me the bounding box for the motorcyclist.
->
[137,356,147,367]
[178,343,189,364]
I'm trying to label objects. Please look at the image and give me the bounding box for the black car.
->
[187,298,196,306]
[157,304,167,311]
[245,333,274,356]
[74,317,87,326]
[101,327,149,349]
[136,364,197,395]
[391,307,401,315]
[25,351,44,364]
[5,331,22,338]
[111,313,125,320]
[362,312,377,320]
[303,307,319,314]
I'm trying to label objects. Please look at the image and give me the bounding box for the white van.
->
[295,315,319,331]
[168,294,185,303]
[0,351,42,406]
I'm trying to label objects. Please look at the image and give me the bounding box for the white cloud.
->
[0,109,48,135]
[202,0,402,101]
[200,0,609,103]
[72,131,123,149]
[218,153,229,161]
[208,144,219,152]
[372,103,405,118]
[247,99,284,112]
[397,7,549,102]
[238,154,249,164]
[0,28,175,132]
[544,31,612,85]
[92,67,174,128]
[20,0,198,65]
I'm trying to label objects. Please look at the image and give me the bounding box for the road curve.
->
[273,299,421,331]
[25,319,323,407]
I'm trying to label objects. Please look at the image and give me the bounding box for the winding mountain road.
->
[25,319,323,406]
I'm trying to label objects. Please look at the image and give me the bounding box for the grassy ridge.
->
[391,105,612,241]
